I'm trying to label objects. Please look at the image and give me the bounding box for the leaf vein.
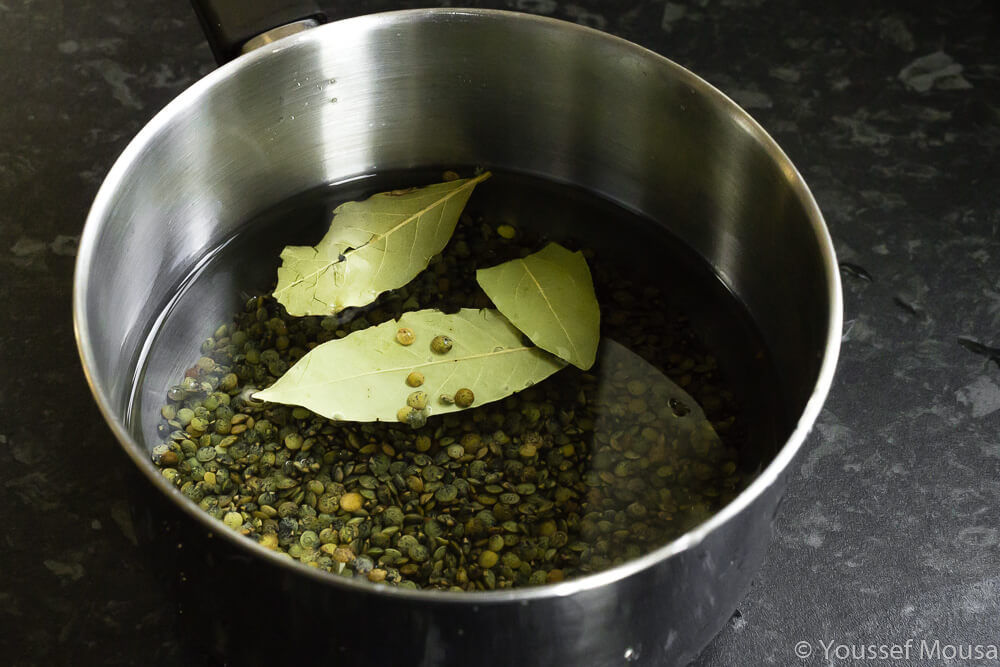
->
[521,261,579,359]
[279,345,541,392]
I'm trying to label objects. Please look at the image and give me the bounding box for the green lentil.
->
[496,224,517,239]
[176,408,194,426]
[167,386,187,401]
[149,191,752,592]
[340,492,364,512]
[195,446,216,463]
[396,328,416,346]
[454,388,474,408]
[397,406,415,424]
[407,391,429,410]
[478,550,499,569]
[430,335,453,354]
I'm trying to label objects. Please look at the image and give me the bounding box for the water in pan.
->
[127,168,786,590]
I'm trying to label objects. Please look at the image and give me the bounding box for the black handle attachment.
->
[191,0,328,65]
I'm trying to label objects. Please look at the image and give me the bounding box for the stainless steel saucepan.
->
[73,3,841,665]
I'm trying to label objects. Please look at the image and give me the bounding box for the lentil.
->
[149,188,752,592]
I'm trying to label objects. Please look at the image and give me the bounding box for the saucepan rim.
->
[73,8,842,604]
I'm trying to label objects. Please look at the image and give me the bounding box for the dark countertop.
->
[2,1,997,665]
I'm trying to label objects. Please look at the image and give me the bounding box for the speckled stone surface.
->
[1,1,997,665]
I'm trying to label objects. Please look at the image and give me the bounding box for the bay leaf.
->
[595,339,721,451]
[252,308,565,422]
[273,172,491,316]
[476,242,600,370]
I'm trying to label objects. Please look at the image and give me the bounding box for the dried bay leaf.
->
[476,242,600,370]
[274,172,491,316]
[252,308,565,422]
[596,339,721,449]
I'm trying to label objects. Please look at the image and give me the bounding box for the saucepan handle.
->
[190,0,329,65]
